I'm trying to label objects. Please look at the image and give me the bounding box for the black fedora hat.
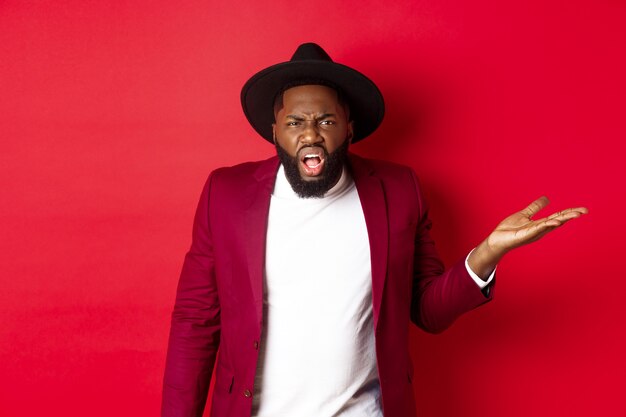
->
[240,42,385,144]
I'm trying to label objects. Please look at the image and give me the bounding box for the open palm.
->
[487,196,588,255]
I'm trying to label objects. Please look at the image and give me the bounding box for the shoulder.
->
[349,153,427,216]
[203,155,279,190]
[211,155,279,181]
[193,156,279,213]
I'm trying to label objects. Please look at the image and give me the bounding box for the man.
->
[162,43,587,417]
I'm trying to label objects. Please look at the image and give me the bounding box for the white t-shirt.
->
[252,165,382,416]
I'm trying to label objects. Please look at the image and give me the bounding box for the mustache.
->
[297,144,328,155]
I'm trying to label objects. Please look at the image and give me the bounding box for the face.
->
[273,84,353,198]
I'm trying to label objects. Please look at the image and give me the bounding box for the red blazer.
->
[162,153,493,417]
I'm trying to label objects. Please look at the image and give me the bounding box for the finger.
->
[551,216,579,227]
[547,210,587,225]
[547,207,589,220]
[521,196,550,217]
[533,213,576,228]
[516,209,586,245]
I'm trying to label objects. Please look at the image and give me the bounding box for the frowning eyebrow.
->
[285,113,336,121]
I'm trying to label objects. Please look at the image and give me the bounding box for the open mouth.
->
[299,147,326,177]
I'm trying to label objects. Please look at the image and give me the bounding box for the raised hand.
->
[487,196,588,255]
[468,196,588,280]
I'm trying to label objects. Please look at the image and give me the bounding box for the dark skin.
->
[273,85,353,183]
[272,84,589,279]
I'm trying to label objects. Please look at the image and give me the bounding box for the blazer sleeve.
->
[409,170,494,333]
[162,172,221,417]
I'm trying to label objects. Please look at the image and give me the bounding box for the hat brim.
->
[241,60,384,144]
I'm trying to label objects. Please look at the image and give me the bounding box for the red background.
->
[1,1,624,416]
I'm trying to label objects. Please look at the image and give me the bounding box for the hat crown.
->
[290,43,333,62]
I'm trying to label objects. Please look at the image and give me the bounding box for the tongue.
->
[305,157,321,167]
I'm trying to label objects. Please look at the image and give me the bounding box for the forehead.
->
[280,84,342,111]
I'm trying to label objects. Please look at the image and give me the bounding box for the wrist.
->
[468,238,505,280]
[484,231,512,259]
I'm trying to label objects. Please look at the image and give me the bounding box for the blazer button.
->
[243,389,252,398]
[253,341,259,350]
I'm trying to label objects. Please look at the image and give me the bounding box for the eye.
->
[287,121,300,126]
[319,120,335,126]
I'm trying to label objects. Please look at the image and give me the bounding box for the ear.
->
[272,123,277,144]
[347,121,354,144]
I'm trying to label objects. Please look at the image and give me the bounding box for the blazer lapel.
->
[349,154,389,330]
[243,156,280,331]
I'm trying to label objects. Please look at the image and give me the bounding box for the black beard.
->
[275,140,350,198]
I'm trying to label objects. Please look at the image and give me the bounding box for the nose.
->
[299,121,323,145]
